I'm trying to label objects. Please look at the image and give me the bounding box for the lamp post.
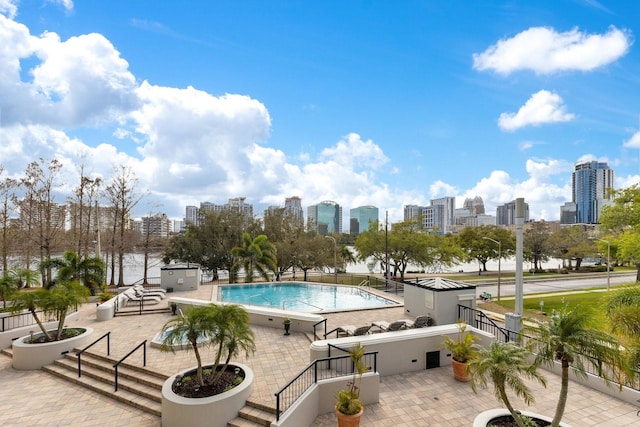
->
[325,235,337,284]
[482,236,501,301]
[590,237,611,291]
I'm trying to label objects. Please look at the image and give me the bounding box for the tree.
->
[605,286,640,369]
[21,158,65,284]
[458,225,514,272]
[527,304,627,427]
[0,274,18,309]
[9,266,41,289]
[263,208,304,280]
[105,165,145,286]
[0,166,19,274]
[231,233,277,283]
[39,250,105,294]
[295,233,328,281]
[468,341,547,427]
[599,185,640,281]
[68,164,102,259]
[160,305,216,386]
[523,221,552,272]
[547,226,593,270]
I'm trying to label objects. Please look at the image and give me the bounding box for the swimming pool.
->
[217,282,398,312]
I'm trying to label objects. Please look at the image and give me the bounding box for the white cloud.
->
[473,26,631,75]
[0,0,17,18]
[498,90,574,131]
[623,131,640,148]
[320,133,389,170]
[47,0,74,12]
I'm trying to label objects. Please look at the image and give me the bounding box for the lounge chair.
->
[325,324,372,338]
[123,290,161,306]
[405,315,434,329]
[371,320,407,332]
[133,285,166,298]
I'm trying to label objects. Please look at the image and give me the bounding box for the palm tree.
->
[209,303,255,385]
[605,286,640,369]
[10,288,51,340]
[468,341,547,427]
[231,233,277,283]
[40,250,105,294]
[44,280,90,340]
[9,266,41,288]
[527,304,628,427]
[0,274,19,309]
[160,305,216,386]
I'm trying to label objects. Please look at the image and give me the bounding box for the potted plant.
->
[160,303,257,427]
[335,343,369,427]
[441,321,478,382]
[283,317,291,335]
[468,341,547,427]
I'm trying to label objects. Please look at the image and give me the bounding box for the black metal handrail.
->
[457,304,510,342]
[0,310,56,332]
[113,340,147,391]
[312,319,327,341]
[274,351,377,421]
[77,332,110,378]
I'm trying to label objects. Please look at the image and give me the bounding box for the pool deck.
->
[1,283,639,426]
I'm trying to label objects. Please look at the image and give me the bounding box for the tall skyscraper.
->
[307,201,342,235]
[349,205,379,234]
[496,200,530,225]
[572,161,614,224]
[284,196,304,225]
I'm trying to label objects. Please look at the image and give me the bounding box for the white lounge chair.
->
[372,320,407,332]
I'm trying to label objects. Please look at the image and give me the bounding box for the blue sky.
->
[1,0,639,227]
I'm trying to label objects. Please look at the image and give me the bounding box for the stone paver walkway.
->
[1,283,639,426]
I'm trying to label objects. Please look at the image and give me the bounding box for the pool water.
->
[217,282,397,312]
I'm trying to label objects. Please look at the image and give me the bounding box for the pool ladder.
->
[358,280,370,287]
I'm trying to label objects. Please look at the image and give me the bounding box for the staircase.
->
[228,400,276,427]
[42,349,168,417]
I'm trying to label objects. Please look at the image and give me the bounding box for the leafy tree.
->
[10,288,51,340]
[458,225,514,272]
[605,286,640,369]
[295,234,329,281]
[263,208,304,280]
[9,266,41,289]
[231,233,277,283]
[599,185,640,281]
[0,274,19,309]
[468,341,547,427]
[524,221,552,272]
[39,250,105,294]
[547,226,593,270]
[527,304,628,427]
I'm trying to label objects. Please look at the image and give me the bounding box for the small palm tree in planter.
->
[160,303,256,397]
[468,341,547,427]
[335,343,370,427]
[441,321,478,382]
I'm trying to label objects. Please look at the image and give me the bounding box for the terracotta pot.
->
[335,405,364,427]
[451,359,470,382]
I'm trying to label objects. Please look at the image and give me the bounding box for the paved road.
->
[475,272,637,299]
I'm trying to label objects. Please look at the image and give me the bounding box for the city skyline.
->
[1,1,640,226]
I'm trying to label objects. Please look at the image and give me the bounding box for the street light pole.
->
[325,235,337,284]
[482,236,501,301]
[591,238,611,291]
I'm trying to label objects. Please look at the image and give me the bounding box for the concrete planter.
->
[473,408,572,427]
[161,363,254,427]
[12,327,93,370]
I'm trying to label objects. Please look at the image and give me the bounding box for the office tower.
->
[572,161,614,224]
[496,200,530,225]
[350,205,379,234]
[307,201,342,235]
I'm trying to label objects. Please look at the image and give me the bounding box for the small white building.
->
[160,263,201,292]
[403,277,476,326]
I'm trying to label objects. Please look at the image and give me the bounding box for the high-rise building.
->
[572,161,614,224]
[198,197,254,221]
[496,200,530,225]
[307,201,342,235]
[284,196,304,225]
[430,197,455,234]
[185,205,198,226]
[349,205,379,235]
[462,196,485,215]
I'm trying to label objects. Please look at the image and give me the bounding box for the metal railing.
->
[457,305,510,342]
[77,332,110,378]
[274,351,377,421]
[313,319,327,341]
[113,340,147,392]
[0,310,56,332]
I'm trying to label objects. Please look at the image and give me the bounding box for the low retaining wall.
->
[0,311,79,349]
[168,297,324,334]
[310,324,495,376]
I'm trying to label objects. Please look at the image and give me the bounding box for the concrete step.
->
[43,363,162,417]
[0,347,13,358]
[227,400,276,427]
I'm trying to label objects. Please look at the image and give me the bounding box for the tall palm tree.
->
[605,286,640,369]
[40,250,105,294]
[160,305,217,386]
[468,341,547,427]
[527,304,628,427]
[231,233,277,283]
